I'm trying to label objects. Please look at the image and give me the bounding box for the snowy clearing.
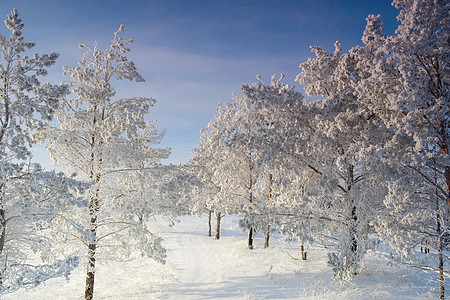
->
[5,215,447,299]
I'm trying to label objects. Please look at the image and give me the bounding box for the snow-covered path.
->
[150,215,444,300]
[163,224,230,298]
[158,216,295,299]
[156,215,309,299]
[4,215,445,299]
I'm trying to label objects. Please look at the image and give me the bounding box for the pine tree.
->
[348,1,449,296]
[0,9,79,293]
[44,25,169,300]
[296,41,391,280]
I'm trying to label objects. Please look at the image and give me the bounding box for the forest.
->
[0,0,448,299]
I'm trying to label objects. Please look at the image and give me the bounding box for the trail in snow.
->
[157,215,306,299]
[162,221,229,298]
[3,215,446,299]
[154,215,444,300]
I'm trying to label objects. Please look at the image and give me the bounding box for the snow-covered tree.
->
[231,75,306,249]
[231,77,318,257]
[0,9,80,293]
[295,41,391,280]
[292,0,448,293]
[193,97,263,248]
[0,166,84,293]
[191,104,243,241]
[344,1,449,296]
[193,75,309,249]
[42,26,170,300]
[181,158,219,237]
[155,163,200,220]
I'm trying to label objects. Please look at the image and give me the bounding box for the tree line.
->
[186,0,449,297]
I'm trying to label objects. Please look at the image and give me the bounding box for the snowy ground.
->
[5,215,447,299]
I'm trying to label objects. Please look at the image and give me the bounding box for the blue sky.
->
[0,0,399,166]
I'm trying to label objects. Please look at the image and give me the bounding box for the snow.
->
[5,215,446,299]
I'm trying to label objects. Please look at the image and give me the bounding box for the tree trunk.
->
[0,201,5,285]
[84,224,98,299]
[264,174,272,249]
[0,198,5,253]
[85,186,99,300]
[445,166,450,213]
[264,225,270,248]
[248,227,254,249]
[85,241,97,300]
[433,166,446,299]
[350,205,358,253]
[84,111,105,300]
[346,166,358,273]
[0,87,10,286]
[436,208,445,299]
[208,210,212,237]
[247,155,254,249]
[438,231,445,299]
[215,211,221,240]
[348,204,358,275]
[300,244,307,261]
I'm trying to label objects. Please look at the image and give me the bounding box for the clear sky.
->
[0,0,399,166]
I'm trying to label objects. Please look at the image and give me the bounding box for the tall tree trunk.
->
[85,190,99,300]
[438,124,447,299]
[445,166,450,213]
[350,205,358,253]
[248,162,254,249]
[0,79,10,286]
[85,121,102,300]
[346,166,358,273]
[300,244,307,261]
[435,168,445,300]
[248,227,254,249]
[436,194,444,299]
[438,112,450,212]
[85,241,97,300]
[215,211,221,240]
[438,218,445,299]
[348,204,358,274]
[0,194,5,285]
[264,225,270,248]
[208,210,212,237]
[264,174,273,249]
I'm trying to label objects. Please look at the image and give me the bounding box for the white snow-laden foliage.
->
[0,0,444,297]
[0,9,82,294]
[296,0,449,293]
[183,157,218,217]
[195,70,389,279]
[10,256,79,292]
[355,1,449,296]
[191,102,249,227]
[159,164,202,218]
[192,1,448,293]
[0,165,86,294]
[39,25,171,300]
[193,75,315,247]
[229,76,307,243]
[296,41,393,280]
